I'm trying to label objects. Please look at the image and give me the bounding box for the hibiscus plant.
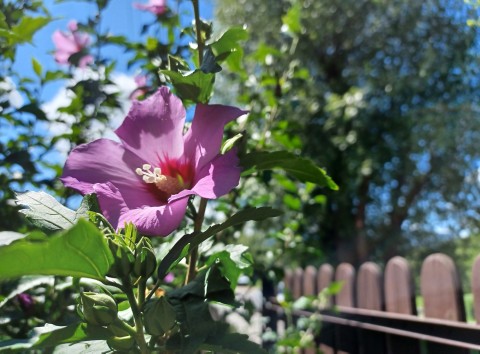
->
[0,0,337,353]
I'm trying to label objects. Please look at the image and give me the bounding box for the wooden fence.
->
[265,253,480,354]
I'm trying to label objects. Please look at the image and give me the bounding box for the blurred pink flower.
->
[61,87,245,236]
[52,20,93,68]
[164,272,175,283]
[129,75,149,100]
[134,0,168,15]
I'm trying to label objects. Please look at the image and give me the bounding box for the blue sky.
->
[13,0,215,101]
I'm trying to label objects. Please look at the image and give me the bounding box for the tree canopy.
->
[216,0,480,265]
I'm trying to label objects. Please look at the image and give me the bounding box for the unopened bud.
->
[80,292,117,326]
[133,246,157,278]
[107,239,135,278]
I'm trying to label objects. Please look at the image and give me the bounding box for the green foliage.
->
[216,0,480,266]
[161,69,215,104]
[241,150,338,190]
[0,219,114,281]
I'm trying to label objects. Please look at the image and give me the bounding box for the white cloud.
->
[41,68,138,158]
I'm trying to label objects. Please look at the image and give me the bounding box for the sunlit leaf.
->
[241,151,338,190]
[161,70,214,104]
[0,219,114,281]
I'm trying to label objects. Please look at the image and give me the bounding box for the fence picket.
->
[292,267,304,300]
[317,264,335,354]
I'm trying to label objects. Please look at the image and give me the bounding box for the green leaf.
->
[0,219,114,281]
[16,192,99,232]
[16,191,77,231]
[32,58,42,76]
[0,322,112,351]
[208,27,248,71]
[221,133,243,154]
[200,47,222,74]
[205,244,253,289]
[9,16,51,44]
[157,208,281,279]
[282,2,302,34]
[202,330,267,354]
[240,151,338,190]
[161,70,215,104]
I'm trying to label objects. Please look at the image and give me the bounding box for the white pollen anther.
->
[135,163,183,196]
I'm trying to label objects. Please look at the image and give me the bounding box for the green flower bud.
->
[107,239,135,278]
[144,296,176,336]
[80,292,118,326]
[133,246,157,278]
[107,335,135,351]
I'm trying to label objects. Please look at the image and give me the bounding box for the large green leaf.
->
[205,244,253,289]
[0,219,114,281]
[208,27,248,72]
[157,207,281,279]
[7,16,51,44]
[161,69,214,104]
[241,151,338,190]
[16,192,97,231]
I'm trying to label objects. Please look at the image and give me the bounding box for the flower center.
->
[135,164,184,196]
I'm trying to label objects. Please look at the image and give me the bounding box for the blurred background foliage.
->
[215,0,480,286]
[2,0,480,313]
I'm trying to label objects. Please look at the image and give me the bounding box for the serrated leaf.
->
[0,219,114,281]
[16,191,77,231]
[161,69,214,104]
[206,244,253,289]
[10,16,51,44]
[208,27,248,71]
[240,151,338,190]
[157,208,281,280]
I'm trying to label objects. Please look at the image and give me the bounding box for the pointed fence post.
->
[420,253,467,354]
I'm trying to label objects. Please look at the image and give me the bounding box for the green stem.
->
[124,281,149,354]
[192,0,204,65]
[185,198,208,284]
[137,277,147,309]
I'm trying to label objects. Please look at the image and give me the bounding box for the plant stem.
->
[185,198,208,284]
[124,280,150,354]
[192,0,204,65]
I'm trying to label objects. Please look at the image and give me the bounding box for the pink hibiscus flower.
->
[134,0,168,15]
[52,21,93,68]
[61,87,245,236]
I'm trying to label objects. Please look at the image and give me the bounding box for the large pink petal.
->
[169,149,240,202]
[93,182,129,230]
[115,87,186,165]
[94,182,188,236]
[183,104,247,171]
[52,31,77,54]
[118,197,189,236]
[61,139,161,208]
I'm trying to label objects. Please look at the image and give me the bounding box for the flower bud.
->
[144,296,176,336]
[133,245,157,278]
[80,292,118,326]
[107,239,135,278]
[107,335,135,351]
